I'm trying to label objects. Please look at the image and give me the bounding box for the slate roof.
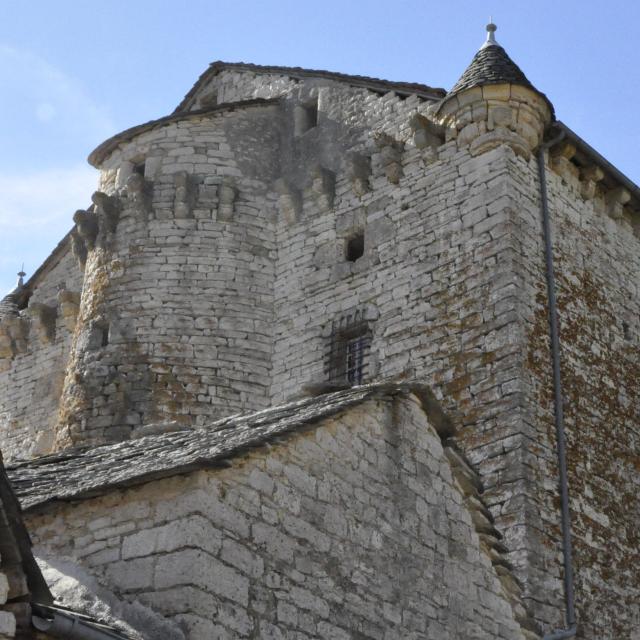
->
[449,44,535,95]
[445,42,555,118]
[174,61,447,114]
[0,290,20,322]
[8,383,451,511]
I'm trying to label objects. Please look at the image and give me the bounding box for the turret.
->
[432,23,553,159]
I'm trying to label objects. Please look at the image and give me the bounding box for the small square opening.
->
[345,233,365,262]
[133,161,146,177]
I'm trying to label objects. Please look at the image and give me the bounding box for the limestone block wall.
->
[186,68,438,147]
[270,134,544,606]
[511,148,640,638]
[56,104,281,450]
[0,248,83,461]
[25,397,526,640]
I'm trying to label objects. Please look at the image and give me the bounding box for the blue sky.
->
[1,0,639,294]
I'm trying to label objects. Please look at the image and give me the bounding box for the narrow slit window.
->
[345,232,365,262]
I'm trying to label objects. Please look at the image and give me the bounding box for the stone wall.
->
[2,64,638,637]
[0,248,83,461]
[512,147,640,638]
[25,396,526,640]
[55,104,281,449]
[269,134,541,619]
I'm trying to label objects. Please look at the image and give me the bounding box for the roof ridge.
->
[174,61,446,113]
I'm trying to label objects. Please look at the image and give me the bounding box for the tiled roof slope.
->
[8,383,451,511]
[174,61,446,113]
[449,44,535,96]
[0,291,19,322]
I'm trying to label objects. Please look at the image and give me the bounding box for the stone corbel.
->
[605,186,631,220]
[374,134,404,184]
[126,173,152,217]
[115,161,134,191]
[0,316,28,360]
[57,290,81,332]
[579,165,604,200]
[25,303,57,345]
[91,191,121,234]
[72,209,99,251]
[550,142,579,181]
[174,171,196,219]
[274,178,302,224]
[409,114,444,150]
[70,229,88,269]
[347,153,371,196]
[309,166,335,210]
[217,178,237,222]
[0,325,14,364]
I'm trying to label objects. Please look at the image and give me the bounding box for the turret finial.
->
[16,264,26,289]
[481,21,499,49]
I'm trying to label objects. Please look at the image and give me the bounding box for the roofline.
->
[173,61,447,113]
[434,79,555,120]
[554,121,640,208]
[88,98,280,168]
[14,229,75,309]
[9,382,452,512]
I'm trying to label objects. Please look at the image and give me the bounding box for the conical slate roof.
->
[0,271,26,322]
[0,291,20,322]
[443,23,554,118]
[449,42,536,96]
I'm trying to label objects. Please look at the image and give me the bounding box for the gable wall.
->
[24,396,526,640]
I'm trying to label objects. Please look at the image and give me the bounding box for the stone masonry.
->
[17,392,529,640]
[1,25,639,639]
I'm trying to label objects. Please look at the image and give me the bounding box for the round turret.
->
[433,23,554,158]
[55,102,280,450]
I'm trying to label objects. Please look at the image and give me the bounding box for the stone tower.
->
[1,25,638,640]
[432,23,553,159]
[55,100,282,449]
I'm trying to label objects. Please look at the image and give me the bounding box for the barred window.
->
[326,311,372,386]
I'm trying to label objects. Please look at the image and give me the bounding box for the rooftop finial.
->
[16,264,26,289]
[481,20,499,49]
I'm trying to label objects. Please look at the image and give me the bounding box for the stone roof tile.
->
[449,44,535,96]
[8,382,451,511]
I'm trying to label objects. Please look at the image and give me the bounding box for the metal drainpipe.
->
[537,130,577,640]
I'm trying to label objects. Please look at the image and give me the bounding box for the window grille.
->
[326,311,372,386]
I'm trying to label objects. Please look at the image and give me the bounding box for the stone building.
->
[0,23,638,639]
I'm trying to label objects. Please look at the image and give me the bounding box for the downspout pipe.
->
[537,130,577,640]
